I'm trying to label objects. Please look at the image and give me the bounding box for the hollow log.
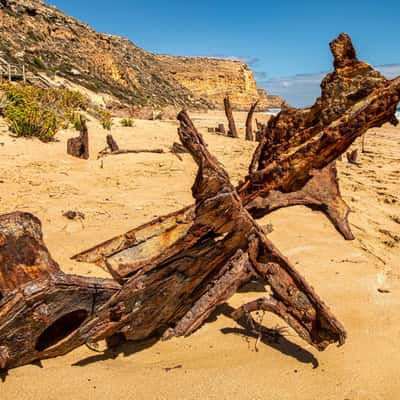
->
[67,116,89,159]
[0,212,120,370]
[224,96,238,138]
[245,101,259,141]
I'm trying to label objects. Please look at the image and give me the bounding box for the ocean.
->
[268,106,400,119]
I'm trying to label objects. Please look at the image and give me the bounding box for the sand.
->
[0,111,399,399]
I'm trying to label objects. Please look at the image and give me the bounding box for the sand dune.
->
[0,112,399,399]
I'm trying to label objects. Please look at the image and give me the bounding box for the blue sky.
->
[49,0,400,106]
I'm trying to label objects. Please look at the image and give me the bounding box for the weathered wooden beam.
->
[245,101,259,141]
[245,163,354,240]
[239,33,400,239]
[224,95,238,138]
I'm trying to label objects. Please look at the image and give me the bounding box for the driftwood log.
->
[245,101,259,141]
[224,95,239,138]
[0,212,120,370]
[0,110,346,370]
[1,33,400,371]
[67,116,89,159]
[98,134,164,158]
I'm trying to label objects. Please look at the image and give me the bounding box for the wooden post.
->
[216,123,226,135]
[245,101,259,141]
[8,64,11,82]
[22,64,26,84]
[67,116,89,159]
[224,96,238,138]
[361,134,366,153]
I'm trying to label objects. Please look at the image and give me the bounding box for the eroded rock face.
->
[0,0,207,108]
[0,0,284,110]
[157,55,285,110]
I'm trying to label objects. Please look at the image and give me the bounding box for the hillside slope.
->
[0,0,206,108]
[0,0,281,110]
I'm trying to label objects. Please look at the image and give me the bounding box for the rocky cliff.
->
[156,55,282,110]
[0,0,284,110]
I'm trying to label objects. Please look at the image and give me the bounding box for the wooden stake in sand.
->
[245,101,259,141]
[67,116,89,159]
[224,95,238,138]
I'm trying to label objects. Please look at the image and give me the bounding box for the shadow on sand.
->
[72,302,319,369]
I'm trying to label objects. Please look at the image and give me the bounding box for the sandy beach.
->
[0,111,399,399]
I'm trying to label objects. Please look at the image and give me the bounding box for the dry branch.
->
[98,134,164,158]
[170,141,188,161]
[245,163,354,240]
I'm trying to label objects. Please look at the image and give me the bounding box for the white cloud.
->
[377,64,400,79]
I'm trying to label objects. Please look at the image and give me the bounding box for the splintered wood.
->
[1,33,399,371]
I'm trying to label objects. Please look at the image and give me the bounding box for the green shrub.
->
[4,100,60,142]
[100,111,112,130]
[0,83,89,142]
[121,117,133,127]
[69,111,84,131]
[33,57,46,70]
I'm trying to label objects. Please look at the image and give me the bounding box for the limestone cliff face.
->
[157,55,282,110]
[0,0,285,110]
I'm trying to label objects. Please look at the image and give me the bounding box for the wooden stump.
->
[215,123,226,135]
[67,116,89,159]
